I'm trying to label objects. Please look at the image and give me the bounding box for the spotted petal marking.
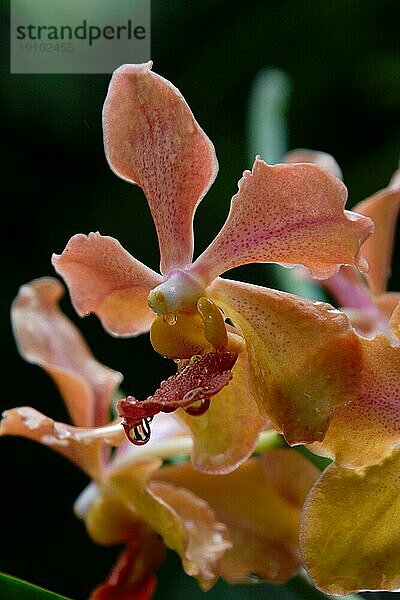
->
[191,158,374,285]
[103,62,218,274]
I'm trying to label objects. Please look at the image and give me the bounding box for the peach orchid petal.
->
[103,62,218,274]
[177,350,266,474]
[284,148,343,180]
[12,277,122,427]
[309,334,400,469]
[52,233,161,337]
[0,407,124,480]
[210,278,362,444]
[108,459,232,590]
[156,450,319,584]
[191,158,373,285]
[353,167,400,295]
[302,448,400,595]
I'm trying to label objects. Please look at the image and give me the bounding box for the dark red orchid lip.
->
[117,347,238,445]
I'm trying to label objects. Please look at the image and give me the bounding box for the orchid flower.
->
[52,63,374,475]
[1,277,126,481]
[1,277,320,598]
[282,152,400,595]
[82,447,319,599]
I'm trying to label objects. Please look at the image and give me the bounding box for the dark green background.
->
[1,1,399,598]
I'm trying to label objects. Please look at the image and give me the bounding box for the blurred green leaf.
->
[0,572,71,599]
[268,264,328,300]
[248,67,291,165]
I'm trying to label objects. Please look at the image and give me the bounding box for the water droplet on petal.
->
[163,313,177,326]
[185,398,210,416]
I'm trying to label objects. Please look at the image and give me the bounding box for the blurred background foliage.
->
[1,0,399,598]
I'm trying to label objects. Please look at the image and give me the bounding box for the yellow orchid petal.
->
[149,311,211,359]
[85,494,143,546]
[156,450,319,584]
[210,277,362,444]
[196,297,228,348]
[302,448,400,595]
[108,459,231,590]
[177,349,266,474]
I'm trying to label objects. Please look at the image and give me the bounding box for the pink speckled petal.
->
[12,278,122,427]
[322,267,385,336]
[0,407,124,480]
[322,266,374,309]
[322,269,400,337]
[52,233,160,337]
[191,159,373,285]
[309,334,400,468]
[302,448,400,595]
[338,291,400,338]
[210,278,362,445]
[352,167,400,295]
[177,350,266,474]
[284,149,343,180]
[103,63,218,274]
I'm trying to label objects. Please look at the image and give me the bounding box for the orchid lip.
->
[147,269,206,315]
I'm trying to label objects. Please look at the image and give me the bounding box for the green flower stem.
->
[115,428,330,472]
[254,429,288,453]
[254,430,332,471]
[116,434,194,470]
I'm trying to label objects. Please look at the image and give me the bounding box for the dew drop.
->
[185,398,210,416]
[163,313,177,326]
[246,573,264,584]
